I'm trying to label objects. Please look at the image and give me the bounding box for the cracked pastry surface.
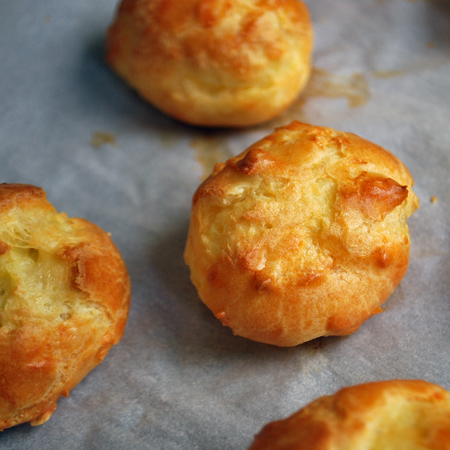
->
[184,121,419,346]
[106,0,313,127]
[248,380,450,449]
[0,184,131,430]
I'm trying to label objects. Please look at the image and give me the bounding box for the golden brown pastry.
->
[0,184,131,430]
[248,380,450,449]
[184,121,419,346]
[105,0,313,127]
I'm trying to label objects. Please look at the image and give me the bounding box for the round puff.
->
[248,380,450,449]
[0,184,131,430]
[184,121,419,346]
[105,0,313,127]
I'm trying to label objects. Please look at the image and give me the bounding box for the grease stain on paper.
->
[301,339,328,375]
[90,131,117,148]
[372,69,404,79]
[189,68,371,176]
[157,129,182,147]
[304,67,371,108]
[269,67,371,127]
[190,135,234,180]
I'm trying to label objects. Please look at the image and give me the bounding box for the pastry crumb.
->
[431,196,438,204]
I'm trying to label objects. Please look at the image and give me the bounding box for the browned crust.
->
[58,219,131,340]
[184,122,419,346]
[105,0,313,127]
[0,184,131,430]
[248,380,450,450]
[0,183,50,214]
[340,172,409,221]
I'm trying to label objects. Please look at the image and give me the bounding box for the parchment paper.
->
[1,0,450,448]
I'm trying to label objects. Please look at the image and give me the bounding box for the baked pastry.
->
[184,121,419,346]
[105,0,313,127]
[0,184,131,430]
[248,380,450,449]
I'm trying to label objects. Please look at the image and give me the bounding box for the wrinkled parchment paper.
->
[1,0,450,448]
